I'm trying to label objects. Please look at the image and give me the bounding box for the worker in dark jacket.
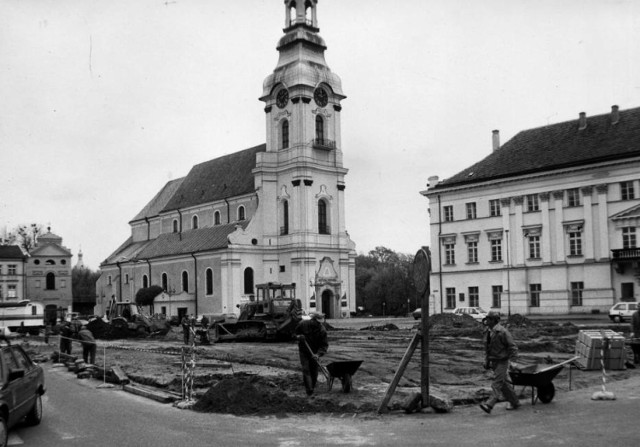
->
[295,312,328,396]
[78,326,97,365]
[479,311,521,414]
[59,321,73,355]
[181,315,191,345]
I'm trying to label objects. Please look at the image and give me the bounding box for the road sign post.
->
[412,247,431,408]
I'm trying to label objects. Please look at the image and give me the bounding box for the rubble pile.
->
[359,323,399,331]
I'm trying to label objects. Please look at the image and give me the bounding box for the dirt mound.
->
[506,314,535,327]
[359,323,399,331]
[192,373,362,415]
[428,313,478,329]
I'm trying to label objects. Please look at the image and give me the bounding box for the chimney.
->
[611,105,620,125]
[578,112,587,130]
[427,175,439,188]
[492,130,500,152]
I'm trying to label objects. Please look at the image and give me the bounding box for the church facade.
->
[96,1,357,320]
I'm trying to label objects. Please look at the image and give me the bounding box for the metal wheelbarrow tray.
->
[509,356,579,405]
[324,360,363,393]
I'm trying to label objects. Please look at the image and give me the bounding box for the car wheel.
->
[26,394,43,426]
[613,315,622,323]
[0,415,7,447]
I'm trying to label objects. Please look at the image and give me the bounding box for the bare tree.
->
[8,223,45,253]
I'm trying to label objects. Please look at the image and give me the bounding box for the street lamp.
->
[505,229,511,317]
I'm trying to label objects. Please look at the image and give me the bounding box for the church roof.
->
[130,177,185,223]
[432,106,640,190]
[0,245,26,259]
[161,144,265,213]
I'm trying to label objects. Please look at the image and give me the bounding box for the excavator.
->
[88,301,171,339]
[210,282,303,342]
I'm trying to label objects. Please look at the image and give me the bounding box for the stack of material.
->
[575,330,626,370]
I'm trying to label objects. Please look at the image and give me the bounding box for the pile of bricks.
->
[574,330,626,370]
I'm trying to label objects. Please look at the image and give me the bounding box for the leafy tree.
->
[135,285,164,306]
[72,266,101,304]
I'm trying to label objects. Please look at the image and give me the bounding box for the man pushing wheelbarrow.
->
[295,312,328,396]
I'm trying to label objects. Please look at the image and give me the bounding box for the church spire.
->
[284,0,318,30]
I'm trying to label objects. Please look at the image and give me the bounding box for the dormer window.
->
[238,205,246,221]
[192,215,199,229]
[172,219,179,233]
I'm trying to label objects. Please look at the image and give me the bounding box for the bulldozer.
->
[88,301,171,339]
[210,282,303,342]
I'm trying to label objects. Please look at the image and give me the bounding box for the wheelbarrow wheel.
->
[341,373,352,393]
[537,382,555,403]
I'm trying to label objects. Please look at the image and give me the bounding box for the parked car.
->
[609,302,638,323]
[412,308,422,320]
[452,307,488,323]
[0,334,46,445]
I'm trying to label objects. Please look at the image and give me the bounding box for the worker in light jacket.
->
[479,311,521,414]
[295,312,328,396]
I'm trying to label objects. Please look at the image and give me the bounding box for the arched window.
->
[282,120,289,149]
[318,199,329,234]
[46,272,55,290]
[162,273,168,291]
[182,271,189,293]
[243,268,254,295]
[142,275,148,289]
[238,205,245,221]
[172,219,179,233]
[315,115,324,143]
[214,210,221,225]
[206,268,213,295]
[289,1,296,25]
[282,200,289,235]
[192,215,199,229]
[46,259,56,265]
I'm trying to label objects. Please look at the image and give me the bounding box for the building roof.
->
[130,177,185,223]
[161,144,266,213]
[432,106,640,190]
[0,245,26,259]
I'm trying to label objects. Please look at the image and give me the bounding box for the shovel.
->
[303,339,332,388]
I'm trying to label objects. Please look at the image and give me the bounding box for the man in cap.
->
[295,312,328,396]
[479,311,521,413]
[78,325,97,365]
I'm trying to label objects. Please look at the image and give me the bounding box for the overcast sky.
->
[2,0,639,270]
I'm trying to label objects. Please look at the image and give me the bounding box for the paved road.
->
[9,361,639,446]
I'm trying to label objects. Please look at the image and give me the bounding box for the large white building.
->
[422,106,640,315]
[96,1,356,320]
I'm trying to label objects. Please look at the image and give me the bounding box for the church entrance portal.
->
[321,289,334,319]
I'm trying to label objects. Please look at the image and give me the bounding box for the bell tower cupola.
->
[260,0,346,154]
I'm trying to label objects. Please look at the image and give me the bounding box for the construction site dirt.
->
[31,314,637,416]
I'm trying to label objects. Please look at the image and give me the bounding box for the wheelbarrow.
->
[509,356,579,405]
[303,340,363,393]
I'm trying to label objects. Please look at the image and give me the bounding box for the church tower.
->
[256,0,355,318]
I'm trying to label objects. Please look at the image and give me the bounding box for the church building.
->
[96,1,357,320]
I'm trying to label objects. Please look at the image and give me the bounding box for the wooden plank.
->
[377,331,421,414]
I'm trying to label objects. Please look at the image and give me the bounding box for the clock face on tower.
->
[314,87,328,107]
[276,89,289,109]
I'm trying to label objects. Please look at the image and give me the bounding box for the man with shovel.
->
[295,312,328,396]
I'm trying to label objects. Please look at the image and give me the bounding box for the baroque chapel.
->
[96,1,357,320]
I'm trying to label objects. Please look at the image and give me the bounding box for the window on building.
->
[528,235,541,259]
[46,259,55,265]
[7,265,16,275]
[162,273,168,292]
[567,188,581,207]
[489,199,501,217]
[35,280,40,289]
[108,275,112,285]
[143,274,148,289]
[214,211,221,225]
[315,115,324,143]
[569,232,583,256]
[7,285,16,299]
[61,279,66,288]
[243,268,254,295]
[526,194,539,212]
[172,219,179,233]
[125,274,129,284]
[466,202,477,219]
[622,227,637,249]
[206,268,213,295]
[444,243,455,265]
[238,206,246,221]
[318,199,329,234]
[492,285,503,308]
[491,239,502,262]
[181,271,188,293]
[443,205,453,222]
[192,215,199,229]
[282,200,289,235]
[46,272,55,290]
[571,282,584,306]
[621,181,635,200]
[282,120,289,149]
[467,241,478,263]
[445,288,456,309]
[530,283,541,307]
[468,287,479,307]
